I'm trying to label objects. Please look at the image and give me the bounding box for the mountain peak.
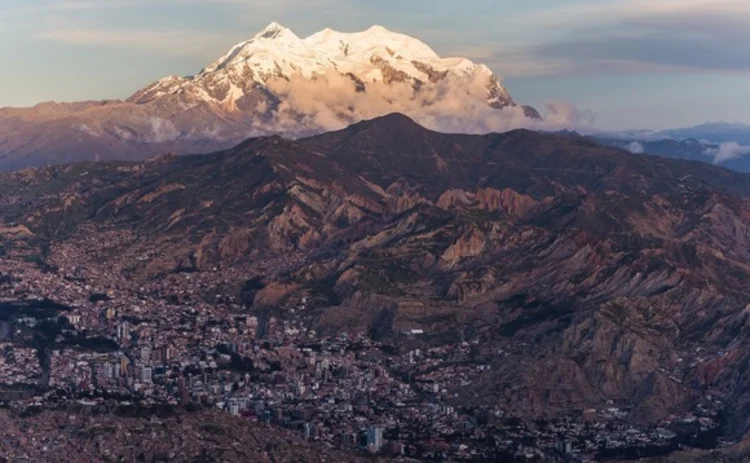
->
[365,25,390,33]
[115,24,540,143]
[365,112,421,128]
[303,26,438,62]
[255,21,294,40]
[338,113,432,140]
[263,21,285,30]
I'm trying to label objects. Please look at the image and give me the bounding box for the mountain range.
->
[595,122,750,173]
[0,22,540,171]
[3,114,750,446]
[660,122,750,146]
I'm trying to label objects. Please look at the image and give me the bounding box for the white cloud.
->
[516,0,750,29]
[626,141,644,154]
[149,117,180,142]
[259,71,589,136]
[17,0,750,79]
[705,141,750,163]
[486,0,750,76]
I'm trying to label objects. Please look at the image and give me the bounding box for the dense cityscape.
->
[0,230,727,462]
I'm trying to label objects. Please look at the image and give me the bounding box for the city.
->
[0,230,726,461]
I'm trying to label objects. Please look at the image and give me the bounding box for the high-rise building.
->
[117,322,130,344]
[366,426,384,453]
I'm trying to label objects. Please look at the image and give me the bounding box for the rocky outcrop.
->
[0,225,33,238]
[436,189,475,209]
[387,192,427,214]
[253,282,300,308]
[138,183,186,204]
[267,204,313,251]
[476,187,538,218]
[440,227,486,268]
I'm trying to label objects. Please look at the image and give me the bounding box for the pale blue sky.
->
[2,0,749,130]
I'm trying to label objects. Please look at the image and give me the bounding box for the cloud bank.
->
[261,71,589,136]
[705,142,750,163]
[477,0,750,77]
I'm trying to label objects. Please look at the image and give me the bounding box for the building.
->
[304,422,316,440]
[366,426,384,453]
[555,440,573,455]
[117,322,130,344]
[120,356,130,377]
[141,366,153,384]
[140,346,151,363]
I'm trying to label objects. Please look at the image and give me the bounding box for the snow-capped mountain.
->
[0,22,542,171]
[129,22,532,115]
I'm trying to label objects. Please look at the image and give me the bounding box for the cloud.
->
[257,71,588,136]
[17,0,750,80]
[533,21,750,74]
[483,0,750,76]
[704,141,750,163]
[626,141,644,154]
[447,45,575,78]
[149,117,180,142]
[543,101,596,128]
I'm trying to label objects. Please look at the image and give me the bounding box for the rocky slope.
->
[0,23,540,171]
[2,114,750,443]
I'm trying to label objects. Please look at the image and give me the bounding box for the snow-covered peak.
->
[201,21,308,75]
[254,21,298,41]
[192,23,479,93]
[129,22,523,115]
[303,25,440,61]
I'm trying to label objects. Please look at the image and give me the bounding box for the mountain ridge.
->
[594,121,750,172]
